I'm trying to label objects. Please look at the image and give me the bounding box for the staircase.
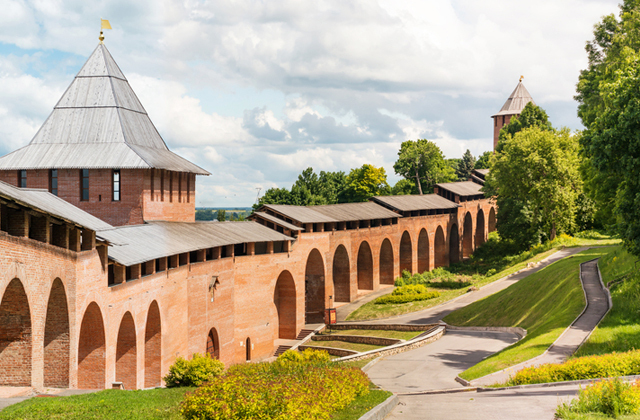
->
[274,345,292,357]
[296,329,315,341]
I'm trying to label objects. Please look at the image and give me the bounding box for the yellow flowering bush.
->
[507,350,640,386]
[164,353,224,387]
[556,378,640,418]
[180,349,369,420]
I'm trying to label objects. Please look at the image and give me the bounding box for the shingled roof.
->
[0,44,209,175]
[492,80,535,117]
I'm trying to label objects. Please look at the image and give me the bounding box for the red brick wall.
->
[143,170,196,222]
[356,242,373,290]
[0,278,32,386]
[144,301,161,388]
[417,229,429,273]
[44,278,69,388]
[304,250,325,324]
[493,114,515,151]
[332,245,351,302]
[274,271,296,339]
[400,231,412,273]
[115,312,137,390]
[78,302,106,389]
[379,239,394,285]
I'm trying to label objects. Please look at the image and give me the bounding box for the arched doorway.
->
[333,245,351,302]
[434,226,447,268]
[489,207,497,232]
[417,229,430,273]
[449,224,460,264]
[78,302,105,389]
[44,278,69,388]
[0,278,31,386]
[379,239,394,285]
[274,271,297,339]
[116,312,137,390]
[476,209,486,248]
[462,212,473,259]
[400,231,412,274]
[357,241,374,290]
[144,301,161,388]
[206,328,220,359]
[246,337,251,361]
[305,249,325,324]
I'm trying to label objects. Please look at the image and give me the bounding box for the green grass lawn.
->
[0,388,191,420]
[575,245,640,357]
[305,340,384,353]
[558,414,640,420]
[331,389,392,420]
[319,329,421,340]
[444,247,612,381]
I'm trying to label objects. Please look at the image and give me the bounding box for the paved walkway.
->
[388,384,580,420]
[0,388,97,411]
[473,258,610,386]
[367,330,519,392]
[342,247,591,326]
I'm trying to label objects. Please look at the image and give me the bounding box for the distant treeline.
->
[195,208,251,221]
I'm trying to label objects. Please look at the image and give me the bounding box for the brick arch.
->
[434,226,447,268]
[274,271,297,339]
[144,301,161,388]
[357,241,373,290]
[116,311,137,390]
[44,278,69,388]
[489,207,497,232]
[78,302,105,389]
[206,328,220,359]
[476,209,486,247]
[305,249,325,324]
[379,239,394,285]
[0,278,32,386]
[400,231,412,274]
[449,223,460,264]
[333,245,351,303]
[418,229,430,273]
[462,212,473,259]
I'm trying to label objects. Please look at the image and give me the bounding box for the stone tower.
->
[492,78,535,151]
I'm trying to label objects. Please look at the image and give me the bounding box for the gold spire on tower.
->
[99,19,112,43]
[520,75,524,82]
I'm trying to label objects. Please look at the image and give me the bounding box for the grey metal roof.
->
[492,81,535,117]
[262,204,336,224]
[312,202,400,221]
[252,212,304,231]
[0,44,209,175]
[436,181,484,197]
[474,169,490,177]
[370,194,459,212]
[99,221,294,266]
[0,181,112,231]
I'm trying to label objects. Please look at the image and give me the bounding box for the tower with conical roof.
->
[491,77,535,151]
[0,42,209,226]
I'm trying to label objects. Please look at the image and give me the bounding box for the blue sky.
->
[0,0,621,207]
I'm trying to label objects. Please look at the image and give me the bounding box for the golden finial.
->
[99,19,112,44]
[520,75,524,82]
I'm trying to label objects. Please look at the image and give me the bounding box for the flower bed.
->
[374,284,440,304]
[180,349,370,420]
[506,350,640,386]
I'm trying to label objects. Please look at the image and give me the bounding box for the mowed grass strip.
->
[444,247,611,381]
[304,340,384,353]
[575,245,640,357]
[319,329,421,340]
[0,388,191,420]
[346,248,559,321]
[331,389,393,420]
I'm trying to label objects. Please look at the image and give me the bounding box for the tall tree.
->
[484,127,581,249]
[393,139,456,195]
[456,150,476,181]
[340,164,390,202]
[475,151,493,169]
[497,102,553,152]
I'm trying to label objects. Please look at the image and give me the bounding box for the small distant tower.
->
[491,76,535,151]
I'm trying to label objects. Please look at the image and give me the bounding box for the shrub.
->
[426,280,472,289]
[392,284,429,296]
[180,355,370,420]
[556,378,640,418]
[506,350,640,386]
[374,291,439,305]
[486,268,497,277]
[277,348,331,365]
[163,353,224,387]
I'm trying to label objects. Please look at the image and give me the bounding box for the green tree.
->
[456,150,476,181]
[216,209,226,222]
[475,151,493,169]
[393,139,456,195]
[391,178,416,195]
[497,102,553,153]
[340,164,390,202]
[484,127,582,249]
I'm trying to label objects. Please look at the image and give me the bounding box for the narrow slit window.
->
[150,170,155,201]
[81,169,89,201]
[186,174,191,203]
[50,169,58,196]
[113,170,121,201]
[169,172,173,202]
[18,170,26,188]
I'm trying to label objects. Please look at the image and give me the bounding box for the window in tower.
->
[18,170,26,188]
[81,169,89,201]
[49,169,58,196]
[113,170,121,201]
